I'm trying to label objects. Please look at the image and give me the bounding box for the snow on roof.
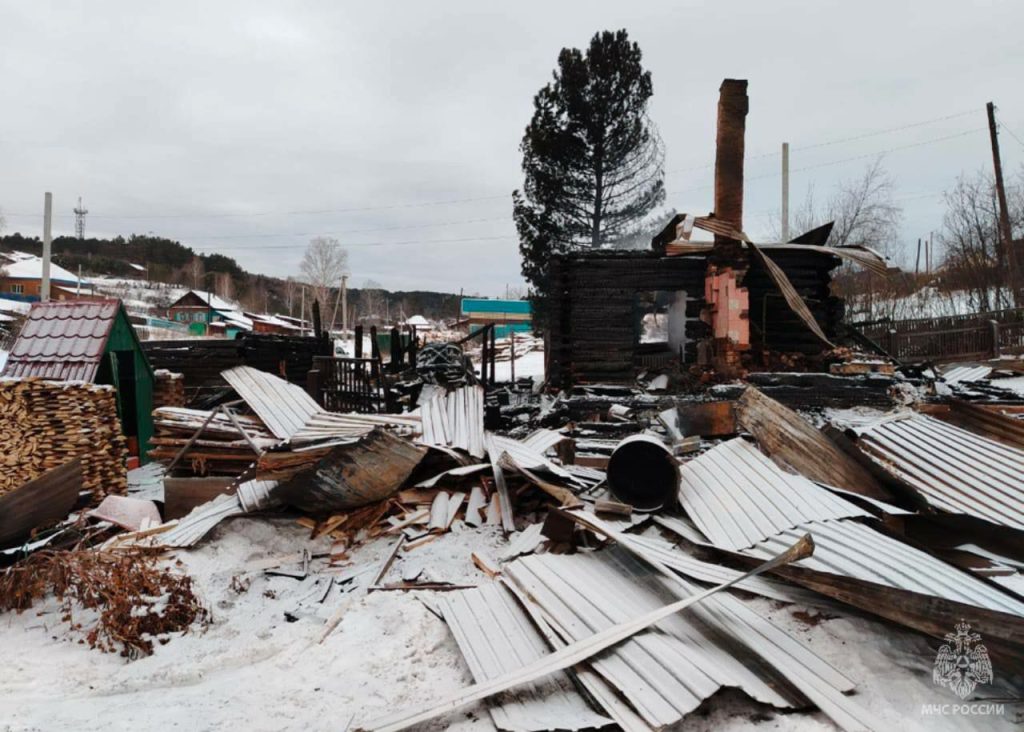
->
[218,309,253,330]
[406,314,432,327]
[185,289,243,313]
[0,250,88,285]
[249,313,300,329]
[128,263,147,272]
[0,298,33,315]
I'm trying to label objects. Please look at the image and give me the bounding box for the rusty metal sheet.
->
[222,365,321,440]
[851,413,1024,531]
[437,583,612,731]
[678,438,868,550]
[277,429,426,515]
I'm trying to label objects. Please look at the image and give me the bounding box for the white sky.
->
[2,1,1023,295]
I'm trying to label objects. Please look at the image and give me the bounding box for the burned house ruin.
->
[546,79,885,386]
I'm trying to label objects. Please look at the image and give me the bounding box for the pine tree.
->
[513,29,665,293]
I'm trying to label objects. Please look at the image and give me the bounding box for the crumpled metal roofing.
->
[678,438,868,550]
[628,534,827,606]
[852,413,1024,531]
[941,365,993,385]
[417,385,485,458]
[742,520,1024,617]
[222,365,321,440]
[2,299,121,382]
[503,542,884,732]
[436,583,612,732]
[504,548,798,729]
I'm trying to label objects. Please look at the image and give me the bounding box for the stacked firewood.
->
[148,407,278,476]
[152,369,186,409]
[0,379,128,499]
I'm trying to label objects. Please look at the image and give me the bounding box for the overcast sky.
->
[2,1,1023,296]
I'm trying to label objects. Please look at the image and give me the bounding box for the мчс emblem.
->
[933,620,994,699]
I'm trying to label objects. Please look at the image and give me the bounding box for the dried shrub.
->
[0,549,208,658]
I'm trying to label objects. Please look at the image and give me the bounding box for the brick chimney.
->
[700,79,750,373]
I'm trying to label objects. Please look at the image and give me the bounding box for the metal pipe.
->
[606,434,680,510]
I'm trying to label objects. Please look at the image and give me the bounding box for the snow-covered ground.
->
[1,516,1019,732]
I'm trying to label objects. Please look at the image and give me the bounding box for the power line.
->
[995,112,1024,153]
[2,193,511,220]
[665,127,985,198]
[664,108,978,176]
[196,234,516,251]
[184,216,511,241]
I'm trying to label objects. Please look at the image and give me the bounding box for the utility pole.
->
[77,264,82,297]
[342,274,348,335]
[915,238,922,277]
[41,192,53,302]
[987,101,1020,304]
[781,142,790,242]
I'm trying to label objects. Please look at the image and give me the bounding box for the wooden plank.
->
[0,459,82,546]
[735,387,891,500]
[163,477,236,520]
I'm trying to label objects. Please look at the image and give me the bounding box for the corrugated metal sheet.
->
[505,545,882,732]
[941,365,992,385]
[742,520,1024,617]
[505,548,796,729]
[418,386,485,458]
[679,438,868,550]
[628,535,826,606]
[561,512,887,732]
[436,583,612,732]
[2,299,120,382]
[291,412,420,446]
[222,365,321,440]
[150,478,278,548]
[853,413,1024,531]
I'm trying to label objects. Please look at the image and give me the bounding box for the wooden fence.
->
[309,356,387,414]
[856,308,1024,362]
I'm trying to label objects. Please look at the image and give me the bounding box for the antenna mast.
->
[73,196,89,239]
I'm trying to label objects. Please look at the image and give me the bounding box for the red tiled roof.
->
[2,299,121,382]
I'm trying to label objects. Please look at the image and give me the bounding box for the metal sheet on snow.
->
[679,438,867,550]
[854,413,1024,531]
[437,583,612,732]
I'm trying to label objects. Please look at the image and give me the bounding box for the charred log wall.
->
[547,252,707,387]
[549,248,847,385]
[745,249,844,354]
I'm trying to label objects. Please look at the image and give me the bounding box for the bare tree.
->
[300,237,349,321]
[776,160,903,319]
[187,257,205,290]
[284,277,298,317]
[359,279,386,323]
[939,168,1024,312]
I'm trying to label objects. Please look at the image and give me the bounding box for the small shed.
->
[1,299,155,460]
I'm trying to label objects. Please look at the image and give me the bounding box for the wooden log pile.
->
[153,369,186,409]
[149,407,278,476]
[0,379,128,499]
